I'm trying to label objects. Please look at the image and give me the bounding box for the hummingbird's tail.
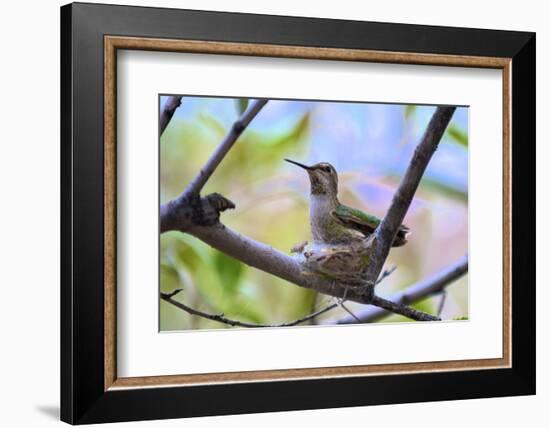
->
[392,224,411,247]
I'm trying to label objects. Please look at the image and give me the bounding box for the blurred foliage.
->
[160,97,469,331]
[404,104,417,118]
[447,124,469,147]
[236,98,249,115]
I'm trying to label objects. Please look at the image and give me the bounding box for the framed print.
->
[60,2,535,424]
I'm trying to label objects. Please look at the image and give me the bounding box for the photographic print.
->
[62,6,534,422]
[159,95,469,331]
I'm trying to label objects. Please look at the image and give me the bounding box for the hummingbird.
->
[285,159,410,247]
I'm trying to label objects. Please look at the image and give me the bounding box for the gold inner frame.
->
[104,36,512,391]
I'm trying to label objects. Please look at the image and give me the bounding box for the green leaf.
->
[197,112,227,137]
[404,105,416,118]
[412,298,434,316]
[446,124,468,147]
[161,234,225,303]
[225,305,266,324]
[236,98,249,115]
[260,113,310,148]
[388,174,468,202]
[294,289,317,319]
[213,251,243,295]
[160,263,180,293]
[171,233,212,266]
[382,297,435,323]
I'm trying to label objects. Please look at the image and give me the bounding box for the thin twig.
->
[377,266,397,284]
[371,296,440,321]
[183,99,268,199]
[160,99,268,232]
[333,268,397,323]
[363,106,457,299]
[159,95,182,136]
[437,290,447,317]
[335,255,468,324]
[160,290,339,328]
[337,301,361,323]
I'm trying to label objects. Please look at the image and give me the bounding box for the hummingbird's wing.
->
[331,204,410,247]
[332,204,380,234]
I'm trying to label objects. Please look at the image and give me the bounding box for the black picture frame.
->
[61,2,535,424]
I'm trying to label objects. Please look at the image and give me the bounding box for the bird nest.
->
[291,238,374,286]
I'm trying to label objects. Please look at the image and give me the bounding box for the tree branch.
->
[182,98,268,199]
[163,210,405,307]
[159,95,182,136]
[160,289,339,328]
[160,99,268,232]
[159,102,459,323]
[189,223,363,302]
[181,224,436,321]
[160,193,235,233]
[335,255,468,324]
[371,296,440,321]
[362,106,457,299]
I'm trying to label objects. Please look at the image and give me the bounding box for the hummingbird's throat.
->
[309,174,327,195]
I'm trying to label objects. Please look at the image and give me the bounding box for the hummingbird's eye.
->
[323,166,331,173]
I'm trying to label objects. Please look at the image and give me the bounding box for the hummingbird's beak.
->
[284,158,312,171]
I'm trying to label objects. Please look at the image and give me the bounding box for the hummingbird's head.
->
[285,159,338,197]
